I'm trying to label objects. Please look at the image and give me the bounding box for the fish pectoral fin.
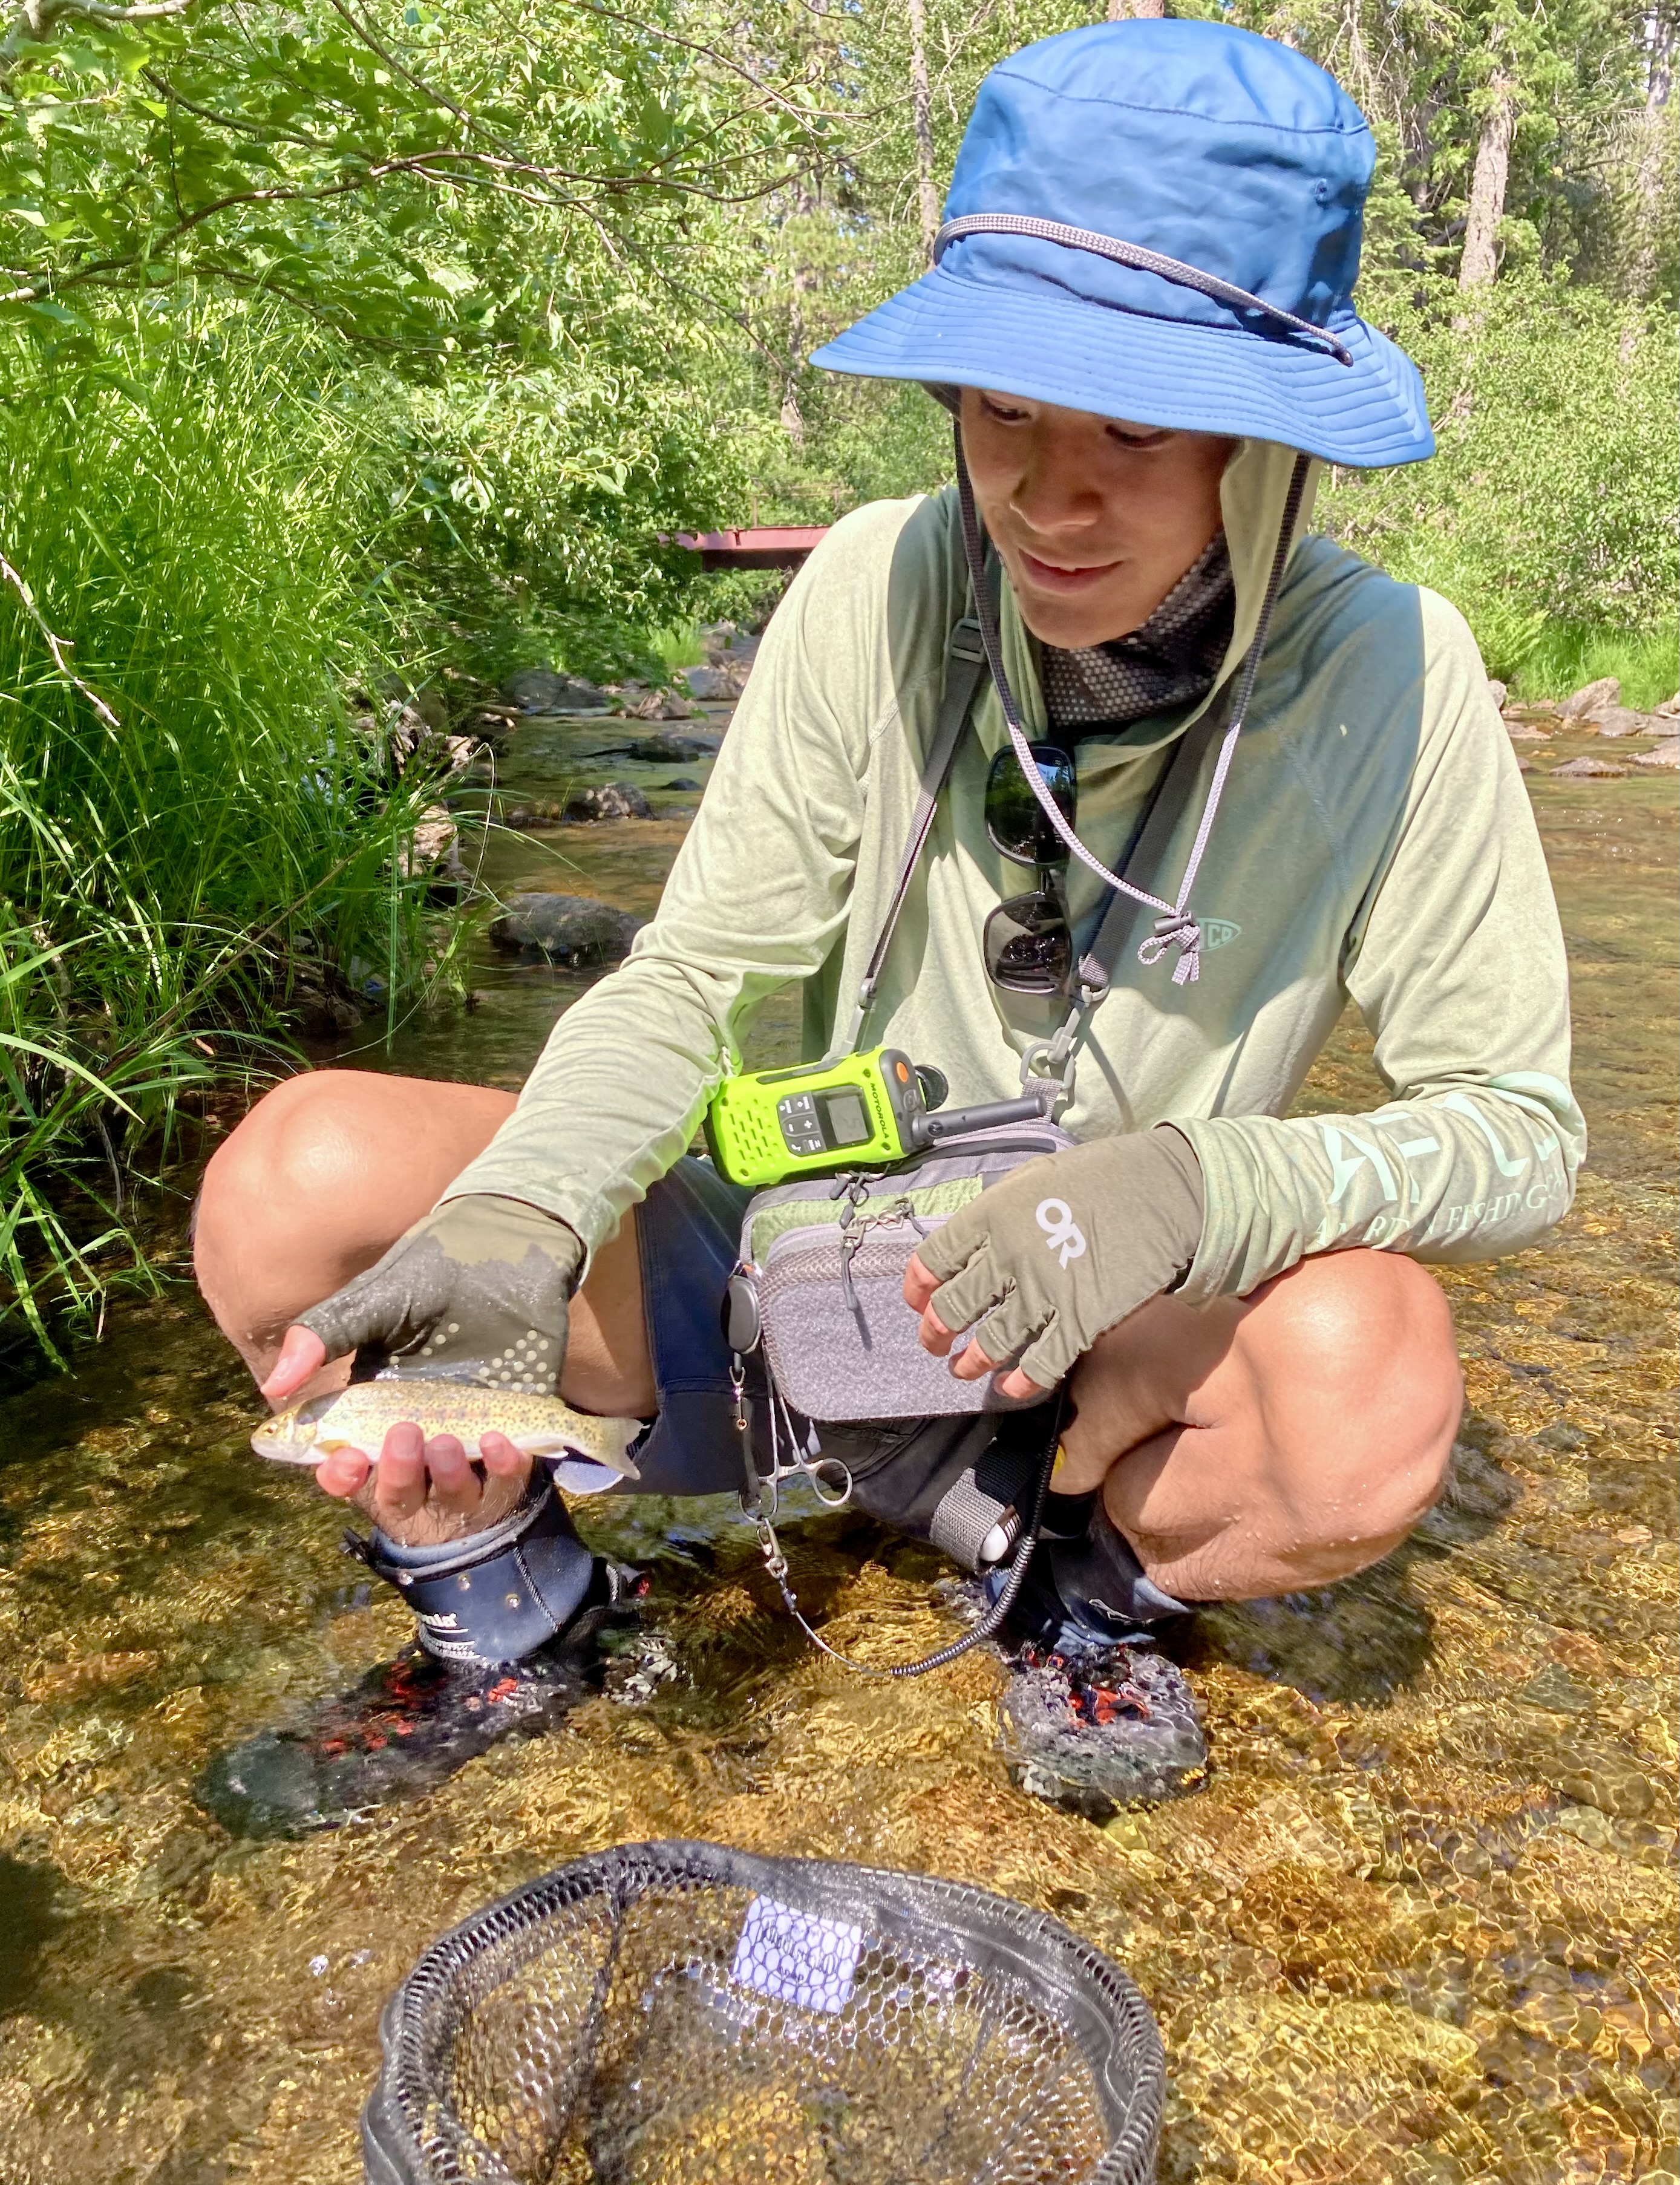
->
[312,1435,373,1463]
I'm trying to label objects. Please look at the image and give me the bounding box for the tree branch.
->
[564,0,849,127]
[2,0,192,64]
[0,542,123,731]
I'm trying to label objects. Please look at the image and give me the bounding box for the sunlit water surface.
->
[0,717,1673,2183]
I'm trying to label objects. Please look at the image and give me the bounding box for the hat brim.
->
[810,265,1433,468]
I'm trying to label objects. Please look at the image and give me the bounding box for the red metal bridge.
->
[676,526,829,570]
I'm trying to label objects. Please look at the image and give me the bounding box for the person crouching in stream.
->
[193,21,1580,1834]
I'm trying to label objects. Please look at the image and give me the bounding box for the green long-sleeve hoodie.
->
[449,437,1583,1299]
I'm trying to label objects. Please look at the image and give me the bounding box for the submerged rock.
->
[561,783,653,824]
[1634,739,1680,768]
[680,662,749,702]
[502,667,613,715]
[615,684,701,722]
[400,805,464,881]
[287,965,364,1037]
[622,732,723,763]
[1549,756,1627,778]
[1505,720,1551,742]
[488,894,646,965]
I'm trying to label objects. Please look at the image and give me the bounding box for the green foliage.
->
[1,0,825,351]
[0,314,440,1343]
[367,327,748,682]
[1321,276,1679,671]
[1224,0,1657,283]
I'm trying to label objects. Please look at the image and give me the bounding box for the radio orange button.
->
[895,1060,910,1082]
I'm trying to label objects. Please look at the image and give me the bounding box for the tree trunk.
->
[1459,72,1516,288]
[907,0,940,260]
[1626,9,1674,300]
[782,178,816,447]
[1107,0,1166,17]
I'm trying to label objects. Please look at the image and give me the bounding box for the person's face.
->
[958,388,1237,649]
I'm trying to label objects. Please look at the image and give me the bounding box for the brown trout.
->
[250,1380,642,1482]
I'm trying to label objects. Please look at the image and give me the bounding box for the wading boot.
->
[985,1501,1207,1819]
[197,1478,641,1838]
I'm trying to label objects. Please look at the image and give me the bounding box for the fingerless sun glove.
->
[914,1127,1205,1392]
[296,1194,584,1393]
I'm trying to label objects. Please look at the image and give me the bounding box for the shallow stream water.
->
[0,713,1673,2183]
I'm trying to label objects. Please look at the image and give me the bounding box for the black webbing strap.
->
[838,608,990,1055]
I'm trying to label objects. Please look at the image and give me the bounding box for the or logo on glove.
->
[1034,1197,1087,1268]
[906,1128,1206,1396]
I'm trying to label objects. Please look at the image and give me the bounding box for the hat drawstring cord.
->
[935,215,1355,368]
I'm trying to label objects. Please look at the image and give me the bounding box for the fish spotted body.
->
[250,1379,642,1482]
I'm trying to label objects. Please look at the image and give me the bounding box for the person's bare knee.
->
[200,1073,373,1238]
[1239,1251,1461,1547]
[195,1071,517,1377]
[195,1074,379,1357]
[1088,1252,1460,1601]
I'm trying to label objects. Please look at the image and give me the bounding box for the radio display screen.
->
[819,1089,871,1148]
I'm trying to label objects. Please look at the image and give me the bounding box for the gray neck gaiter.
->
[1039,531,1235,734]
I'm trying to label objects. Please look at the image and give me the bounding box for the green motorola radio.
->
[704,1045,1047,1189]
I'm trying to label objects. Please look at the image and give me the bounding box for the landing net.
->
[362,1839,1163,2185]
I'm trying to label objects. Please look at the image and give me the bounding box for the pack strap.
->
[835,609,990,1056]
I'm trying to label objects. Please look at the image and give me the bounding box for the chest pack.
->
[730,1118,1071,1424]
[718,617,1238,1677]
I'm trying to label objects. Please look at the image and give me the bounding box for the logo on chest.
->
[1199,917,1242,952]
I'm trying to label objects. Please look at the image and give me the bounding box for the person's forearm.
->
[441,947,773,1261]
[1175,1077,1583,1301]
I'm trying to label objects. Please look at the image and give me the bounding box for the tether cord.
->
[759,1393,1066,1680]
[933,214,1355,368]
[953,425,1311,987]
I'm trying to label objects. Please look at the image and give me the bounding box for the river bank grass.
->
[0,324,443,1351]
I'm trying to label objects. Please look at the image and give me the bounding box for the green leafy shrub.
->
[1321,276,1679,684]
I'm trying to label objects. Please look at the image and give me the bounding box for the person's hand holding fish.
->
[259,1194,597,1522]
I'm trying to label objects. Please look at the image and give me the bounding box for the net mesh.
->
[363,1840,1163,2185]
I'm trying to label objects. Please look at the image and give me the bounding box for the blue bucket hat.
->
[811,21,1433,468]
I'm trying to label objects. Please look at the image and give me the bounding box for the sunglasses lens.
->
[985,891,1073,995]
[986,744,1077,866]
